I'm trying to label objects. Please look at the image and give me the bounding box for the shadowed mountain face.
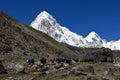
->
[0,11,78,64]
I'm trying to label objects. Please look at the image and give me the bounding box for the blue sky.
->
[0,0,120,41]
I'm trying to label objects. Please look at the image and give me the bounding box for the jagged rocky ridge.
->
[30,11,120,50]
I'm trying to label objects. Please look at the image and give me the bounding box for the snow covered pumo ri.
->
[30,11,120,50]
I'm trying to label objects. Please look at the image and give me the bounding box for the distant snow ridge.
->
[30,11,120,50]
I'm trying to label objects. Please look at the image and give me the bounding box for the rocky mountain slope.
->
[30,11,120,50]
[0,11,80,65]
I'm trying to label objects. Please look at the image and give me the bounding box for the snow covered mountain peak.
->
[87,32,99,38]
[30,11,57,33]
[30,11,120,50]
[36,11,53,20]
[85,32,102,42]
[39,11,50,16]
[85,32,105,48]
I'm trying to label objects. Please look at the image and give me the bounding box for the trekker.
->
[40,57,47,65]
[55,57,65,63]
[27,56,35,65]
[65,58,72,64]
[50,57,55,63]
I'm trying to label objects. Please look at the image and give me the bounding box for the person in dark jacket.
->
[65,58,72,64]
[40,57,47,65]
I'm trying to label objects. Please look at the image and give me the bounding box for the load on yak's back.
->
[27,56,35,65]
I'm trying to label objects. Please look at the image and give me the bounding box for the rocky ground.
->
[0,60,120,80]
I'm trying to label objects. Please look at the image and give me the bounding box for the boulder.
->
[114,75,120,80]
[5,77,17,80]
[0,63,7,74]
[39,66,49,72]
[80,48,113,62]
[82,66,94,74]
[54,63,64,69]
[6,63,16,72]
[67,65,94,75]
[104,68,114,76]
[86,76,109,80]
[68,66,82,74]
[15,63,24,73]
[74,71,87,76]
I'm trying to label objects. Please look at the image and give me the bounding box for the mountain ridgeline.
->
[30,11,120,50]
